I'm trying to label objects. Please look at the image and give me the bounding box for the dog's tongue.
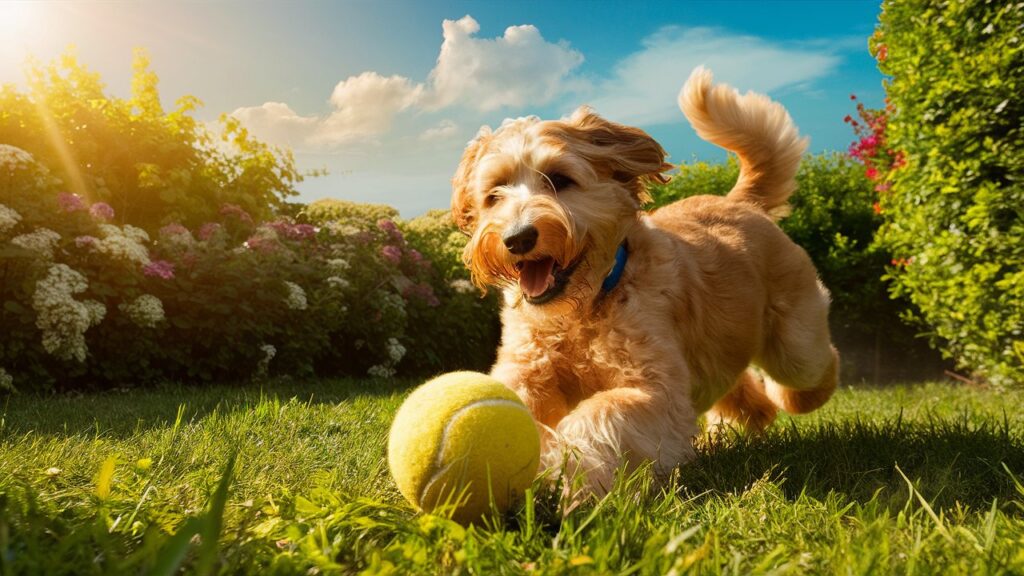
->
[519,257,556,298]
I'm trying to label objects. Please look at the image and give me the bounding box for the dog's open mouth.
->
[515,256,581,305]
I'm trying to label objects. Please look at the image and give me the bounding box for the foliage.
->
[0,146,497,391]
[869,0,1023,387]
[649,153,944,382]
[300,198,399,227]
[0,381,1023,573]
[0,49,303,233]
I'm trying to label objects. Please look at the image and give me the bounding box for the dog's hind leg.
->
[756,279,839,414]
[705,369,777,433]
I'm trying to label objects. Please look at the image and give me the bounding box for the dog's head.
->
[451,107,670,313]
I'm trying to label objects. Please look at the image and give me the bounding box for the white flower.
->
[96,224,151,266]
[0,367,13,392]
[326,276,350,290]
[386,337,406,363]
[32,263,106,362]
[11,228,61,259]
[0,144,35,173]
[118,294,165,328]
[327,258,350,273]
[0,204,22,236]
[256,343,276,376]
[368,364,396,379]
[284,281,307,310]
[449,279,475,294]
[260,344,277,361]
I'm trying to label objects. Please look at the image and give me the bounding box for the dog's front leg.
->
[549,386,698,496]
[490,358,570,448]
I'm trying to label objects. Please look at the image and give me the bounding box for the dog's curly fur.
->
[450,67,839,494]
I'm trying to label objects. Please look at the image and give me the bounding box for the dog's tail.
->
[678,67,807,218]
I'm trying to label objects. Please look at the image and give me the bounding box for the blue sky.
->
[0,1,885,216]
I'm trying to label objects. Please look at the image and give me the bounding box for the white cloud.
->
[230,15,582,149]
[229,102,319,149]
[585,27,841,126]
[422,15,585,111]
[420,119,458,141]
[317,72,423,144]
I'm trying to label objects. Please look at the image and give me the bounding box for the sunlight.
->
[0,2,39,50]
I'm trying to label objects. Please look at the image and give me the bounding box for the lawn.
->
[1,380,1022,574]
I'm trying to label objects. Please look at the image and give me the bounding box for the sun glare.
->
[0,2,40,50]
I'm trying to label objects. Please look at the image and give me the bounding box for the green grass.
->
[1,381,1022,574]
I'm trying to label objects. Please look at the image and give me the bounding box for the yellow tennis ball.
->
[388,371,540,524]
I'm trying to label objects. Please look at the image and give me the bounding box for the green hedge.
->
[873,0,1023,386]
[650,153,946,383]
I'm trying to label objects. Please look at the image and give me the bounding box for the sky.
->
[0,1,885,216]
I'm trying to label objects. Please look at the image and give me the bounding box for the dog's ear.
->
[451,126,493,234]
[564,106,672,204]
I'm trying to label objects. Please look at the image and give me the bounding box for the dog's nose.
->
[502,224,539,255]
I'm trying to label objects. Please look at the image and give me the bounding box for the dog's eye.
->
[546,173,575,193]
[484,192,501,208]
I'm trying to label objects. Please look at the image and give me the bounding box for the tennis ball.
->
[388,371,540,524]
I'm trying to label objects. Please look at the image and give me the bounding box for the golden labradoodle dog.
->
[450,67,839,495]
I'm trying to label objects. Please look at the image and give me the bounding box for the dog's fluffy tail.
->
[679,67,807,218]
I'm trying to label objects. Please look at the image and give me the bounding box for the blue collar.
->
[601,242,629,293]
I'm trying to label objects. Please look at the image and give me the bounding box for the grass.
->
[0,380,1022,574]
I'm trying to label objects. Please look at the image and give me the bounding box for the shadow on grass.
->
[0,378,415,438]
[679,415,1024,512]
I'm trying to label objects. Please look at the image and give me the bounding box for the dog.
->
[450,67,839,495]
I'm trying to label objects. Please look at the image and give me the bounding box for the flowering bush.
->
[871,0,1023,387]
[0,144,498,390]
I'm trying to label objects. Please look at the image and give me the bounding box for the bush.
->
[650,153,946,383]
[0,49,303,233]
[0,144,498,391]
[300,199,399,227]
[0,53,501,392]
[872,0,1023,386]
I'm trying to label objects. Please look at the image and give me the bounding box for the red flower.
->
[872,201,882,215]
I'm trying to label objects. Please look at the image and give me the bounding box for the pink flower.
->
[267,221,317,241]
[377,218,404,243]
[89,202,115,221]
[381,245,402,265]
[143,260,175,280]
[57,192,86,213]
[159,223,190,237]
[874,182,892,193]
[403,283,440,307]
[408,249,423,264]
[75,235,98,249]
[865,167,879,180]
[219,203,254,225]
[198,222,222,241]
[245,233,278,253]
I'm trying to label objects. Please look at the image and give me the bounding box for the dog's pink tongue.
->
[519,258,555,298]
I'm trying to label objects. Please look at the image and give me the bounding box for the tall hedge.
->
[873,0,1023,386]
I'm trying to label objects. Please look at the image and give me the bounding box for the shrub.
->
[0,144,498,391]
[650,153,945,383]
[872,0,1023,386]
[300,199,399,227]
[0,49,303,233]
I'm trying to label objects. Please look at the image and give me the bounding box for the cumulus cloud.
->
[422,15,584,111]
[419,119,459,141]
[586,27,841,125]
[230,15,582,149]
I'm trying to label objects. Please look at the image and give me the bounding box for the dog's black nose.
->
[502,224,539,255]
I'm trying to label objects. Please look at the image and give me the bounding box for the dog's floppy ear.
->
[451,126,493,234]
[564,106,671,204]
